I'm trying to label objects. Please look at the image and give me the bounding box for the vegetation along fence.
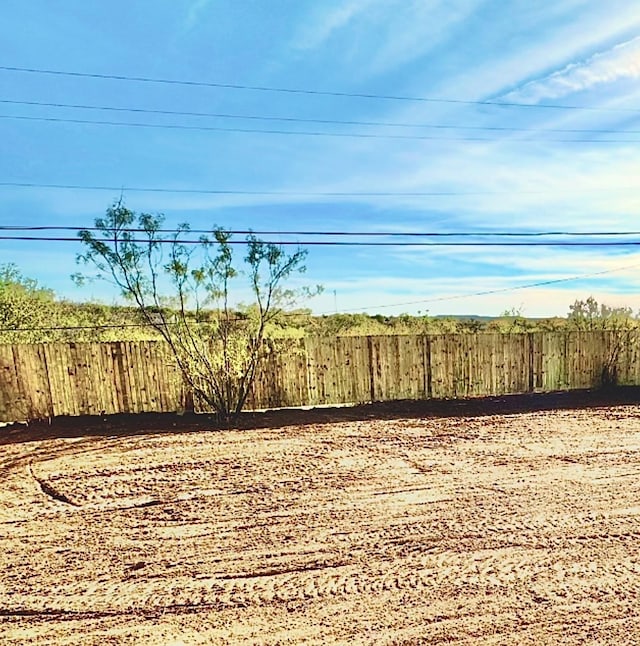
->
[0,331,639,422]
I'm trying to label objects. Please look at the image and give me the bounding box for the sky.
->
[1,0,640,317]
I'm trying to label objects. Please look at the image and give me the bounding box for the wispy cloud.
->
[365,0,482,75]
[292,0,482,75]
[182,0,213,33]
[503,36,640,104]
[293,0,376,50]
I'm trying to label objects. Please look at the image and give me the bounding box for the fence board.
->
[14,345,52,419]
[2,332,640,422]
[427,336,440,397]
[605,330,639,387]
[531,333,543,391]
[371,335,426,401]
[429,335,449,398]
[305,337,332,405]
[98,343,117,414]
[251,339,306,409]
[0,346,22,419]
[541,333,566,391]
[51,344,76,416]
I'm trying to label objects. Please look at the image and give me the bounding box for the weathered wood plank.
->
[1,331,640,422]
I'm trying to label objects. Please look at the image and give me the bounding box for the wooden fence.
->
[1,331,639,422]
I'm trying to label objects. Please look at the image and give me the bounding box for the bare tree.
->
[75,201,317,420]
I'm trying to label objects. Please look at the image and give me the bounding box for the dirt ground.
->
[2,391,640,645]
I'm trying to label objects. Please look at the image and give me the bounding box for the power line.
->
[2,263,637,331]
[1,234,640,246]
[2,225,640,237]
[1,181,637,197]
[2,98,639,135]
[0,323,153,333]
[4,113,638,143]
[330,262,640,314]
[1,65,637,113]
[0,316,269,333]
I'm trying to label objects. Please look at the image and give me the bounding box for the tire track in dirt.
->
[384,610,640,646]
[3,406,640,644]
[7,536,640,617]
[0,437,142,522]
[27,463,79,506]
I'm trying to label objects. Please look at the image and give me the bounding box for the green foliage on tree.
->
[567,296,636,330]
[4,248,639,360]
[0,263,163,343]
[0,264,56,341]
[566,296,638,387]
[75,201,318,420]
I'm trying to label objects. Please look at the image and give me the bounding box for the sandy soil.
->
[2,395,640,644]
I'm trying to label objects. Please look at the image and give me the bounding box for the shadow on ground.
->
[2,387,639,446]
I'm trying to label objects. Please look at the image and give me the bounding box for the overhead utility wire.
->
[0,323,152,333]
[2,225,640,237]
[2,262,638,332]
[1,235,640,247]
[1,114,637,143]
[331,263,640,314]
[3,181,637,196]
[1,65,637,113]
[2,99,637,135]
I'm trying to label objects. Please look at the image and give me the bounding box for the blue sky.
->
[1,0,640,316]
